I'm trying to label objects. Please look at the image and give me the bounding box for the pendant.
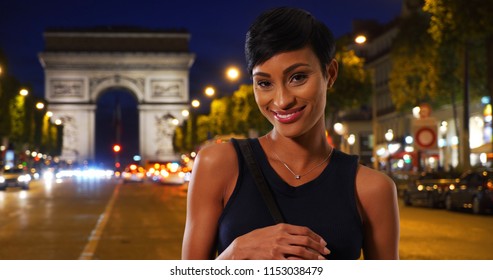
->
[295,175,301,180]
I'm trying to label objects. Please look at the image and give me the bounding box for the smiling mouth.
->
[272,106,306,123]
[276,112,297,119]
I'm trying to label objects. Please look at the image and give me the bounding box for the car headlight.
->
[18,174,31,183]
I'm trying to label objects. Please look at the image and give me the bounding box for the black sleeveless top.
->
[216,138,363,259]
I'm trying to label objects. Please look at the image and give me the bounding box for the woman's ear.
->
[326,59,338,88]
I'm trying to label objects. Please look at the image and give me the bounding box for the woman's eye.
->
[290,73,308,84]
[256,80,272,88]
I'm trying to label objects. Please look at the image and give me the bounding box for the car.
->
[0,167,32,190]
[403,172,457,208]
[147,161,186,185]
[121,164,146,183]
[445,168,493,214]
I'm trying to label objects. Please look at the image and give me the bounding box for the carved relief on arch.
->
[57,114,80,161]
[149,79,186,102]
[48,79,85,101]
[89,74,145,102]
[154,113,177,158]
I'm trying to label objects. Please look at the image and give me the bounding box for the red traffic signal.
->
[113,144,121,153]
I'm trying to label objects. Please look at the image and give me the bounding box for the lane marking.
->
[78,182,121,260]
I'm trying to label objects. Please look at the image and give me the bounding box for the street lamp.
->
[333,122,346,151]
[354,35,367,44]
[191,99,200,108]
[19,88,29,96]
[347,134,356,154]
[187,100,203,150]
[204,86,215,97]
[385,129,394,175]
[334,122,345,135]
[34,101,47,150]
[36,102,45,110]
[225,66,240,81]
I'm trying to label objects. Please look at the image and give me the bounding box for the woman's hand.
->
[217,223,330,260]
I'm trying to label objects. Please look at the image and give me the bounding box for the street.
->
[0,177,491,260]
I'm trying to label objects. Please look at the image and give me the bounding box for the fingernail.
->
[320,239,327,247]
[318,255,325,260]
[323,247,330,255]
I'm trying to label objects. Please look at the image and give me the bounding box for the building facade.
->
[341,2,492,174]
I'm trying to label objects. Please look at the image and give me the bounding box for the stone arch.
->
[39,28,195,164]
[91,74,144,103]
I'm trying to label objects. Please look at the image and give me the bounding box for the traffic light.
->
[113,144,121,153]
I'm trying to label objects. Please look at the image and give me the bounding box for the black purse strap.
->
[237,139,285,224]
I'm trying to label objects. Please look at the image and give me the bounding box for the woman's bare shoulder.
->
[189,141,239,198]
[194,141,238,170]
[355,165,399,259]
[355,165,397,206]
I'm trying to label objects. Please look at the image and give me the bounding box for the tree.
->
[173,125,185,153]
[177,84,271,152]
[424,0,493,169]
[231,84,271,136]
[0,74,21,140]
[389,8,442,111]
[208,96,233,136]
[231,85,254,135]
[196,114,212,145]
[9,94,26,145]
[423,0,490,103]
[326,37,373,145]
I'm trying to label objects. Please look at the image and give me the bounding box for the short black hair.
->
[245,7,336,76]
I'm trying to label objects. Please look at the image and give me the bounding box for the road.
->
[0,176,491,260]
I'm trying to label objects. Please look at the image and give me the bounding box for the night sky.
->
[0,0,402,167]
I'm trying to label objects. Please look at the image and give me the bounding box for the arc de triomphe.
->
[39,27,195,164]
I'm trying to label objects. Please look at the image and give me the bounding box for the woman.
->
[182,7,399,260]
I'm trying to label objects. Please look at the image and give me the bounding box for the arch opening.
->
[95,88,139,169]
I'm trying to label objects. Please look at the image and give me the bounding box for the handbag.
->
[237,139,285,224]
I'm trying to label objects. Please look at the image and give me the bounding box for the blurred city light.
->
[354,35,367,44]
[36,102,45,110]
[19,88,29,96]
[204,86,215,97]
[334,122,346,135]
[191,99,200,108]
[225,66,240,81]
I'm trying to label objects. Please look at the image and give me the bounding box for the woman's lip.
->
[272,106,306,124]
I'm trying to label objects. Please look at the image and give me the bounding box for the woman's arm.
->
[217,223,330,260]
[356,166,400,260]
[182,143,238,259]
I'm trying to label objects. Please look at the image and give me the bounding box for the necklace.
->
[268,137,334,180]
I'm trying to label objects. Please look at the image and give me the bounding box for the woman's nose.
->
[273,86,295,109]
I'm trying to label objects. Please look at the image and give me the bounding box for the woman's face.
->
[252,46,337,138]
